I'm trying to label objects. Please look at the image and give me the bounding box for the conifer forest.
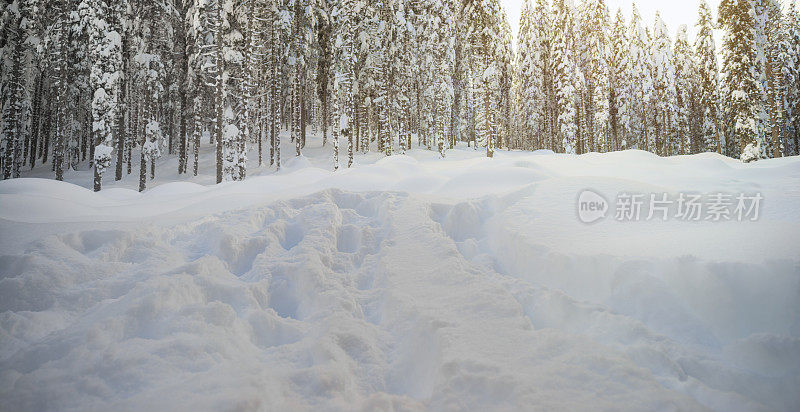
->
[1,0,799,191]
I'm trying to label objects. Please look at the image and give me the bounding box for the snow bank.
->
[1,145,799,410]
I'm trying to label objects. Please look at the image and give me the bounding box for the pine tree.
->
[694,0,722,154]
[331,0,356,169]
[115,0,132,181]
[753,0,771,155]
[46,0,71,181]
[315,1,332,150]
[627,3,654,152]
[270,0,284,170]
[551,0,578,154]
[351,0,378,155]
[786,1,800,155]
[135,4,166,192]
[187,0,211,177]
[175,0,190,175]
[449,0,465,150]
[720,0,761,161]
[65,0,91,173]
[290,0,312,158]
[467,0,504,158]
[517,0,550,150]
[650,13,677,156]
[221,0,247,182]
[416,0,454,157]
[762,0,790,158]
[1,2,26,180]
[608,8,630,151]
[515,0,534,149]
[579,0,611,153]
[83,0,122,191]
[212,0,225,181]
[673,24,695,154]
[497,15,515,151]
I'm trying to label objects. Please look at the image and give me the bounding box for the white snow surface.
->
[1,138,799,411]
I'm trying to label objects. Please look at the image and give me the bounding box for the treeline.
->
[516,0,800,160]
[1,0,799,192]
[0,0,514,191]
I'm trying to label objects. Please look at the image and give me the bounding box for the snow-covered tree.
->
[608,8,630,151]
[627,3,654,152]
[673,24,695,155]
[80,0,123,192]
[720,0,762,161]
[761,0,791,158]
[331,0,356,169]
[551,0,578,154]
[517,0,552,150]
[578,0,611,153]
[134,5,166,192]
[786,1,800,156]
[1,1,27,180]
[694,0,722,154]
[650,13,676,156]
[465,0,506,158]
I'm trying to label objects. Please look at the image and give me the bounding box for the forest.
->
[1,0,799,191]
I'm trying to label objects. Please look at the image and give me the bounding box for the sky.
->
[500,0,795,47]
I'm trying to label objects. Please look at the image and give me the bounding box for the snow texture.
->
[1,143,799,410]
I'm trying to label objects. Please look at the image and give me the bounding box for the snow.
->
[1,136,799,410]
[145,120,160,136]
[741,141,763,163]
[92,143,114,163]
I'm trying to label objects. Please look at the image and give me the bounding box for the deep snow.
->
[1,137,799,411]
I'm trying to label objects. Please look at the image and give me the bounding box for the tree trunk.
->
[215,3,224,184]
[301,86,307,149]
[273,21,281,170]
[116,38,128,181]
[322,92,329,147]
[139,143,146,192]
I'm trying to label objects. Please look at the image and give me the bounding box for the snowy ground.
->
[1,135,799,411]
